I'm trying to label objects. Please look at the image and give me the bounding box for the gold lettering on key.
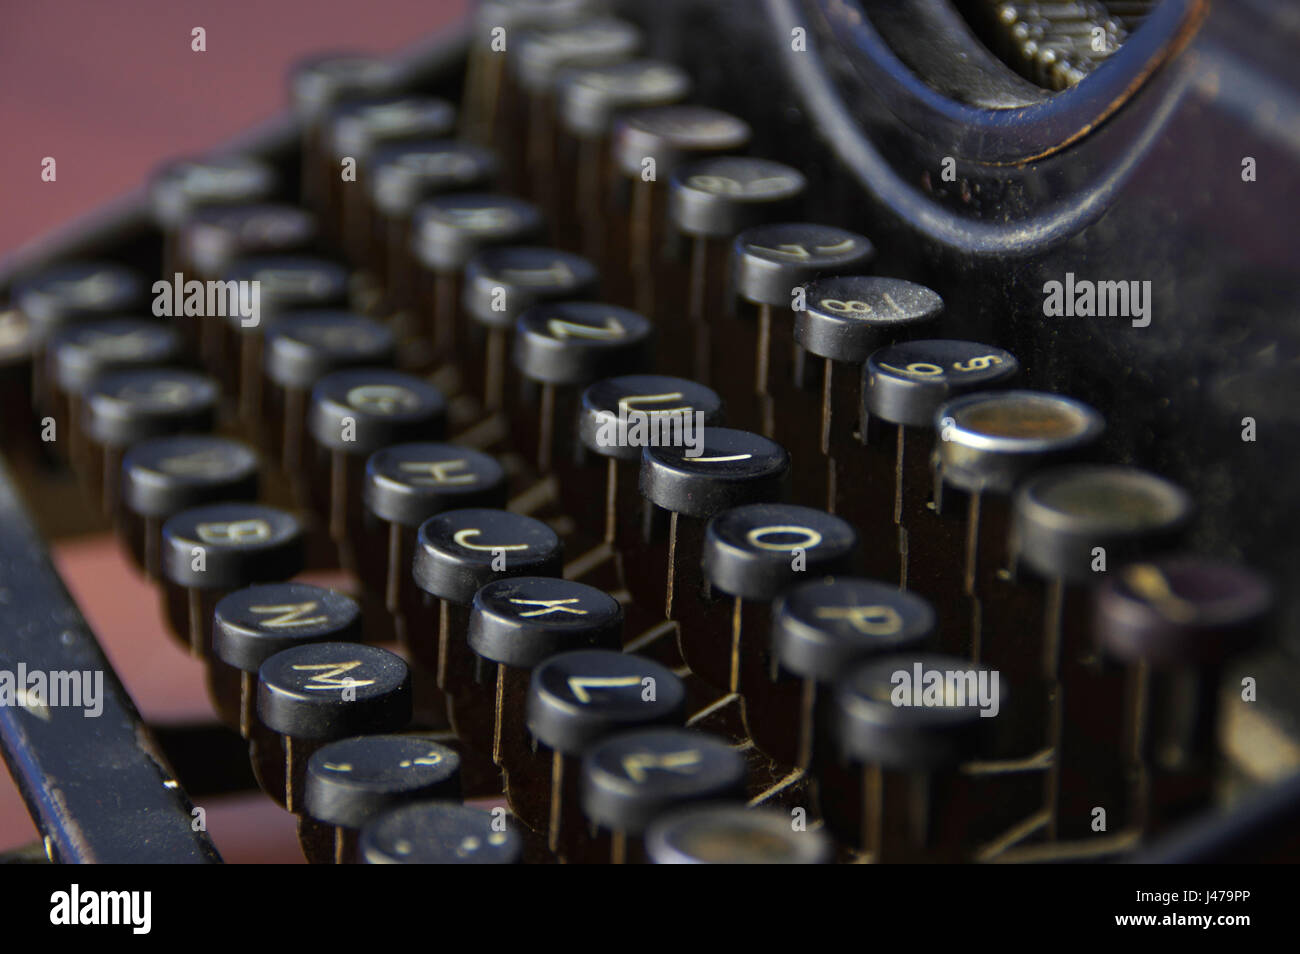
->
[452,528,529,552]
[292,660,376,691]
[249,602,327,628]
[566,676,644,703]
[507,597,586,618]
[196,519,271,544]
[745,525,823,551]
[621,749,702,783]
[399,460,474,485]
[814,604,903,636]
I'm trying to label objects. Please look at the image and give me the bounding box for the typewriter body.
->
[0,0,1297,864]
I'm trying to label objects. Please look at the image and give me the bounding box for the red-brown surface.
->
[0,0,466,862]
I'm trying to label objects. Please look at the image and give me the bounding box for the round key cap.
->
[513,18,641,94]
[305,736,461,829]
[149,155,278,230]
[732,223,875,306]
[703,503,859,600]
[364,443,508,528]
[640,426,789,518]
[646,805,833,864]
[513,301,652,385]
[49,318,183,396]
[558,59,691,138]
[223,255,351,322]
[1011,465,1193,583]
[411,193,544,271]
[162,503,305,589]
[14,262,145,335]
[328,97,457,164]
[865,339,1019,428]
[462,247,599,330]
[258,642,411,740]
[84,368,218,447]
[579,375,724,461]
[934,390,1105,494]
[581,728,746,834]
[413,508,563,604]
[263,311,396,389]
[527,649,687,754]
[213,582,362,674]
[179,203,317,277]
[308,368,446,453]
[612,106,751,178]
[468,577,623,668]
[291,53,400,122]
[122,435,259,519]
[669,157,806,238]
[360,803,523,864]
[370,141,500,217]
[772,578,937,682]
[795,276,942,364]
[1095,557,1273,667]
[834,653,1005,770]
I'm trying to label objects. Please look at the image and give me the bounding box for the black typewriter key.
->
[161,502,306,658]
[1010,466,1192,838]
[668,157,806,380]
[568,375,723,613]
[15,262,146,416]
[469,578,623,802]
[220,255,352,430]
[410,193,544,366]
[120,435,259,580]
[325,96,457,258]
[47,317,183,475]
[368,141,499,310]
[831,653,1005,861]
[794,276,942,511]
[772,578,935,769]
[728,224,874,437]
[176,203,319,366]
[290,53,399,209]
[557,60,691,257]
[262,311,396,483]
[213,582,361,806]
[513,301,652,472]
[364,444,509,651]
[150,155,278,278]
[699,503,859,765]
[581,727,746,863]
[213,582,362,737]
[927,390,1104,659]
[1095,557,1272,832]
[178,203,318,283]
[646,804,833,864]
[611,106,751,313]
[301,736,461,863]
[462,246,599,413]
[307,369,446,568]
[861,340,1019,586]
[526,649,686,857]
[83,368,218,516]
[510,19,641,200]
[360,802,523,864]
[638,427,789,669]
[258,642,411,813]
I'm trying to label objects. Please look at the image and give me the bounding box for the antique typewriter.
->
[0,0,1297,865]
